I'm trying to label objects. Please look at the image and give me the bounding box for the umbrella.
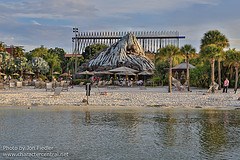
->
[76,71,94,76]
[109,66,139,73]
[94,71,113,75]
[138,70,153,86]
[116,71,136,76]
[138,70,153,76]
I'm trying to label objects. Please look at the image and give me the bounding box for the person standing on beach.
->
[223,78,229,93]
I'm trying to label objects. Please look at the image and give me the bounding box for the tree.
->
[224,49,240,93]
[0,42,6,52]
[180,44,196,91]
[45,52,61,77]
[14,57,28,76]
[83,44,108,60]
[12,46,25,58]
[200,30,229,89]
[30,57,49,78]
[200,44,221,92]
[29,46,49,60]
[48,47,67,72]
[157,45,181,93]
[0,52,10,73]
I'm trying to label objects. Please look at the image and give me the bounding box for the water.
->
[1,106,240,160]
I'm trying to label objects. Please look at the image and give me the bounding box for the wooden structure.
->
[72,29,185,54]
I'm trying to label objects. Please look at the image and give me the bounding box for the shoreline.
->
[0,86,239,110]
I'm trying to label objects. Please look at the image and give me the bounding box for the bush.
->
[72,79,91,85]
[72,79,81,85]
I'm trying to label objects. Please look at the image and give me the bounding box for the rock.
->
[87,33,155,71]
[195,106,202,108]
[82,99,88,103]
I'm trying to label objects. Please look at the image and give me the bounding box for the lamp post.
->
[73,27,79,78]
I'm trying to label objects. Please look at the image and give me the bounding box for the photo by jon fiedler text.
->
[1,145,69,158]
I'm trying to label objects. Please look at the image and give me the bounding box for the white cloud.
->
[1,0,239,53]
[32,20,41,25]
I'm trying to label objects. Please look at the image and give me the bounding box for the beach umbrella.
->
[138,70,153,85]
[138,70,153,76]
[109,66,139,73]
[76,70,94,76]
[116,71,136,76]
[76,70,94,79]
[94,71,113,75]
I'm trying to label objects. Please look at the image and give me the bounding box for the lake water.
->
[1,106,240,160]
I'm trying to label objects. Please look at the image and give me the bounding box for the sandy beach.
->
[0,85,239,110]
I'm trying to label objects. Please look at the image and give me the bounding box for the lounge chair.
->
[0,83,4,90]
[9,82,16,89]
[62,82,69,91]
[16,81,23,89]
[46,82,54,91]
[51,87,62,97]
[34,81,40,89]
[40,81,46,89]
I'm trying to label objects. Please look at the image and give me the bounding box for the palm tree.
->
[200,44,221,92]
[224,49,240,93]
[45,53,61,77]
[200,30,229,90]
[0,42,6,52]
[180,44,196,91]
[158,45,181,93]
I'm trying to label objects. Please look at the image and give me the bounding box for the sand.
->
[0,86,239,110]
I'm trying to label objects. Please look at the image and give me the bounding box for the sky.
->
[0,0,240,53]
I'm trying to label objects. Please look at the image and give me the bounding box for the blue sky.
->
[0,0,239,52]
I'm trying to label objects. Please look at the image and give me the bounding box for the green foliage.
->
[200,44,221,60]
[82,44,108,60]
[14,57,29,75]
[48,47,67,72]
[0,52,10,72]
[180,44,196,58]
[154,61,168,85]
[224,48,240,68]
[200,30,229,49]
[0,42,6,52]
[29,46,49,60]
[151,76,161,86]
[45,52,61,75]
[30,57,49,75]
[190,64,210,88]
[13,46,25,57]
[72,79,81,85]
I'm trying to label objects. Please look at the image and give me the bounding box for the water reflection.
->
[1,107,240,160]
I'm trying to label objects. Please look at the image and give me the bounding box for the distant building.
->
[5,45,24,56]
[64,53,82,58]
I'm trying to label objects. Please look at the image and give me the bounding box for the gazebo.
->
[172,62,195,83]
